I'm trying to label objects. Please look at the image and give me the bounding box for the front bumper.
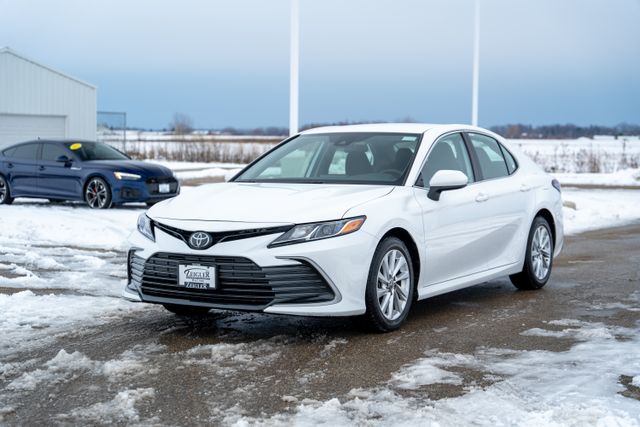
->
[111,176,180,204]
[123,221,378,316]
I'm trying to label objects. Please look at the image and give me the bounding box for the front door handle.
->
[476,192,489,202]
[39,165,46,171]
[7,163,13,169]
[520,184,531,192]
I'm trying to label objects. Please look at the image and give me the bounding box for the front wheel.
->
[163,304,210,317]
[84,177,112,209]
[361,237,415,332]
[510,216,554,290]
[0,175,14,205]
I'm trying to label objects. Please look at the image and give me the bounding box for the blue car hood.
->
[83,160,173,177]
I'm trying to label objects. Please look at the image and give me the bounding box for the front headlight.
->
[137,214,155,241]
[269,216,366,248]
[114,171,142,181]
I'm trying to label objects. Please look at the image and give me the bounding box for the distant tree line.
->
[489,123,640,139]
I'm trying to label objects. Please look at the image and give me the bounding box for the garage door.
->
[0,114,66,147]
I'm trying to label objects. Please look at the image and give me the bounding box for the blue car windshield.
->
[69,142,130,161]
[233,132,421,185]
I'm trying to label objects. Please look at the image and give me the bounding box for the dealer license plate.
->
[178,265,216,289]
[159,183,171,193]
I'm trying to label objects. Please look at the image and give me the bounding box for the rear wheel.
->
[0,175,14,205]
[510,216,554,290]
[84,177,112,209]
[361,237,415,332]
[163,304,210,316]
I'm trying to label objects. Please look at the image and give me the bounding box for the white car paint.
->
[123,123,564,319]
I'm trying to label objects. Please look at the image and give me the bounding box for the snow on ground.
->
[562,188,640,235]
[175,167,242,182]
[229,320,640,426]
[147,160,246,171]
[0,201,146,356]
[555,168,640,187]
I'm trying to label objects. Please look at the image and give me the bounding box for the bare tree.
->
[169,113,194,135]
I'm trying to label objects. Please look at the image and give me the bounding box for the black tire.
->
[360,237,415,332]
[0,175,14,205]
[510,216,554,290]
[163,304,210,317]
[84,177,113,209]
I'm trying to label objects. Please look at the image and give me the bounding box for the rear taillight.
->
[552,179,561,193]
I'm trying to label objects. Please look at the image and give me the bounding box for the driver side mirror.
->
[56,155,73,167]
[427,170,468,201]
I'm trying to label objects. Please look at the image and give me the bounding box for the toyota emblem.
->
[189,231,212,249]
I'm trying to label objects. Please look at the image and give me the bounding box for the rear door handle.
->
[520,184,531,192]
[7,163,13,169]
[475,192,489,202]
[39,165,46,171]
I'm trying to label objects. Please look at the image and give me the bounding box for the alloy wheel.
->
[85,179,108,209]
[376,249,410,321]
[531,225,551,280]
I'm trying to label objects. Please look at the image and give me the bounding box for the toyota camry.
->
[0,140,179,208]
[123,124,563,331]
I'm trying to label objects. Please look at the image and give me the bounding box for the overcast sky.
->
[1,0,639,129]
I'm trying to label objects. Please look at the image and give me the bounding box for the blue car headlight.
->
[137,214,155,241]
[114,171,142,181]
[269,216,366,248]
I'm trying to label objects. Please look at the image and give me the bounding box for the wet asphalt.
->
[1,223,639,425]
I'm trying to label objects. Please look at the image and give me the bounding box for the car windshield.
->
[69,142,130,161]
[233,132,421,185]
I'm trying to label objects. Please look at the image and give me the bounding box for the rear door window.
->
[7,143,40,161]
[467,133,509,180]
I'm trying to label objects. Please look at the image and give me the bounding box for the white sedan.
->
[124,124,564,331]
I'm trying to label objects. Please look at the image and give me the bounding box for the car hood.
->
[150,182,394,224]
[83,160,173,177]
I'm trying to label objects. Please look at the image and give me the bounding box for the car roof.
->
[300,123,489,135]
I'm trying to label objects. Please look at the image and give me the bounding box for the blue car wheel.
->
[0,175,14,205]
[84,177,112,209]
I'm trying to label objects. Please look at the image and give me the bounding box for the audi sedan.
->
[123,124,564,331]
[0,140,179,208]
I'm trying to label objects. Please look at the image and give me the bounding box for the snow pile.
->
[230,321,640,426]
[60,388,156,424]
[562,189,640,235]
[0,203,139,250]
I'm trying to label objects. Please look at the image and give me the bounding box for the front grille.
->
[130,252,335,310]
[153,221,292,249]
[146,176,179,195]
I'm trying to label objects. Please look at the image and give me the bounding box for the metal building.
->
[0,47,96,146]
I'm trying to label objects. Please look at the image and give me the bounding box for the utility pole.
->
[289,0,300,136]
[471,0,480,127]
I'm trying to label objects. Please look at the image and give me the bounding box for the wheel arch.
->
[535,208,556,247]
[379,227,421,297]
[83,173,112,193]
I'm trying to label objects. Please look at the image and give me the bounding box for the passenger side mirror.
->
[427,170,468,201]
[56,155,72,166]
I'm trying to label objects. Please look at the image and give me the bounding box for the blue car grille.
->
[145,176,179,195]
[129,252,335,310]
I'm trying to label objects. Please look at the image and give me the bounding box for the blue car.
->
[0,140,179,209]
